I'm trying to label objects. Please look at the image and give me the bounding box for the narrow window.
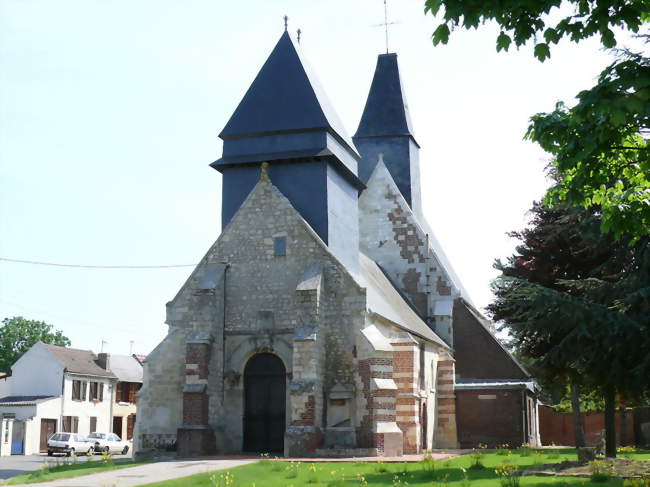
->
[273,236,286,256]
[72,380,81,401]
[89,416,97,433]
[81,381,87,401]
[89,381,103,401]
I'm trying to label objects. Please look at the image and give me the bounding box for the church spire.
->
[212,30,362,274]
[354,53,421,215]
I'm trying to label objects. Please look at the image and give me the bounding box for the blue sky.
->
[0,1,623,355]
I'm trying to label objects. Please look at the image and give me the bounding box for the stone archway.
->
[243,353,286,452]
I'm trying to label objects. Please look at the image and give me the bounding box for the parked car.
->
[47,432,94,456]
[87,432,130,455]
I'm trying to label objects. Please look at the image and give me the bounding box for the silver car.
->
[87,432,130,455]
[47,432,94,456]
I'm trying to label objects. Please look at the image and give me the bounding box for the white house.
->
[0,342,116,455]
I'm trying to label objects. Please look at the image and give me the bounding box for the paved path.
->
[4,458,257,487]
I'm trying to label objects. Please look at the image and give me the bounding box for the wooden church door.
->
[243,353,286,453]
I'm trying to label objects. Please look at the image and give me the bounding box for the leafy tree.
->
[0,316,71,373]
[424,0,650,238]
[489,202,650,457]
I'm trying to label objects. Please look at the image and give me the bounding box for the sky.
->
[0,1,624,356]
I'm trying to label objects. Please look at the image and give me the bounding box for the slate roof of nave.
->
[358,252,449,349]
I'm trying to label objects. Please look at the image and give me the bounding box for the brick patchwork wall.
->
[358,161,457,345]
[392,339,420,454]
[357,356,396,450]
[435,358,459,448]
[185,343,210,380]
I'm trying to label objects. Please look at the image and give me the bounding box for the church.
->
[134,28,540,458]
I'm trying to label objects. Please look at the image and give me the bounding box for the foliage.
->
[470,450,486,469]
[589,460,614,482]
[424,0,647,60]
[495,463,521,487]
[527,50,650,240]
[424,0,650,238]
[624,477,650,487]
[0,316,71,373]
[489,201,650,403]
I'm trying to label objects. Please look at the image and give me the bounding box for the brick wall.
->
[453,300,528,381]
[456,389,524,448]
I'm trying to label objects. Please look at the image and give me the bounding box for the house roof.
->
[109,354,143,383]
[0,395,58,406]
[43,344,116,378]
[359,253,449,349]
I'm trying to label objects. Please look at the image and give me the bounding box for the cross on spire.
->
[283,15,288,32]
[381,0,398,54]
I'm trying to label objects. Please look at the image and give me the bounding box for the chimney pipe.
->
[97,353,110,371]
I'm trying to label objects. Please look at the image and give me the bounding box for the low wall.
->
[539,405,639,446]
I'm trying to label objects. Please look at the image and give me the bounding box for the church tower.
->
[354,53,422,217]
[212,31,363,273]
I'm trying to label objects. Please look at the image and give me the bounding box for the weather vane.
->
[297,28,302,44]
[284,15,288,32]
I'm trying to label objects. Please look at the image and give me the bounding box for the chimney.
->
[97,353,110,371]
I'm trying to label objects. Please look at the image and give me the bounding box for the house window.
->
[89,417,97,433]
[273,236,286,256]
[62,416,79,433]
[72,380,87,401]
[116,383,141,403]
[89,382,104,402]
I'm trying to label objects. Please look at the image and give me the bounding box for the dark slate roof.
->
[0,395,58,406]
[43,344,117,378]
[219,31,357,155]
[354,53,417,145]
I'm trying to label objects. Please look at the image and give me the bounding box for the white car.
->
[87,432,130,455]
[47,432,95,456]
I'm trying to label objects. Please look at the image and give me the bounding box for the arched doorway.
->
[243,353,286,452]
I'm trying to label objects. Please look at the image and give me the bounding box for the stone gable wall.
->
[359,161,456,345]
[136,177,367,456]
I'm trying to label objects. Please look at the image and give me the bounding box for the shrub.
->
[210,471,236,487]
[497,443,511,456]
[306,464,320,484]
[285,461,300,479]
[495,463,521,487]
[623,478,650,487]
[589,460,613,482]
[374,461,389,474]
[469,450,485,470]
[460,467,471,487]
[421,453,436,474]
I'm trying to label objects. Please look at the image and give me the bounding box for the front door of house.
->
[112,416,123,437]
[243,353,286,453]
[39,419,56,452]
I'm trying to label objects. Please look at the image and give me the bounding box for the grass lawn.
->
[139,449,650,487]
[2,459,149,485]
